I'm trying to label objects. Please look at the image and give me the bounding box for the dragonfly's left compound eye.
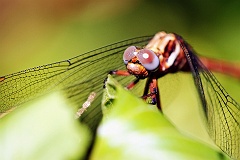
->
[123,46,137,64]
[137,49,159,71]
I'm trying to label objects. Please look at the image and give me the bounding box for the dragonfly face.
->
[123,32,189,80]
[123,46,159,78]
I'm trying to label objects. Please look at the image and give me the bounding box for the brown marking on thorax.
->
[146,31,189,74]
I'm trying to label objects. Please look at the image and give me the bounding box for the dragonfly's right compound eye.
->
[137,49,159,71]
[123,46,137,64]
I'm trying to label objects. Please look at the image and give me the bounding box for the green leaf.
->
[0,92,91,160]
[91,75,231,160]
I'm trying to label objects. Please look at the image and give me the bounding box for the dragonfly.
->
[0,31,239,159]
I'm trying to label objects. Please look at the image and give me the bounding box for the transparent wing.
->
[0,35,153,131]
[183,42,240,159]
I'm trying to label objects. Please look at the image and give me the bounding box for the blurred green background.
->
[0,0,239,150]
[1,0,240,74]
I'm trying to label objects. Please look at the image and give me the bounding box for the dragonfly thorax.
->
[145,31,189,74]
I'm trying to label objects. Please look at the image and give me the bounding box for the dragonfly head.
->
[123,46,160,78]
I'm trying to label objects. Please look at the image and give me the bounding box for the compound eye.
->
[137,49,159,71]
[123,46,137,64]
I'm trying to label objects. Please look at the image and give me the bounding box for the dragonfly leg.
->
[104,70,132,88]
[106,69,142,90]
[142,78,162,111]
[109,70,141,89]
[108,70,131,76]
[125,78,140,89]
[107,70,162,110]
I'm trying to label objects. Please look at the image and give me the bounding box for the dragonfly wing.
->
[0,36,153,131]
[183,43,240,159]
